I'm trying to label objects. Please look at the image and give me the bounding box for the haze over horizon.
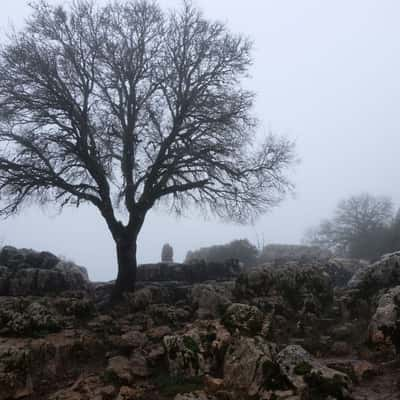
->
[1,0,400,281]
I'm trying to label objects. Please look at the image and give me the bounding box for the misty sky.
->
[1,0,400,281]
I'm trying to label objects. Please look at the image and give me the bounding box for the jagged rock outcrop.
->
[368,285,400,350]
[223,336,281,398]
[321,258,368,287]
[348,252,400,297]
[235,263,333,313]
[0,246,89,296]
[0,244,396,399]
[164,331,207,378]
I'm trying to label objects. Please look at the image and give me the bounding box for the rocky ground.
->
[1,246,400,399]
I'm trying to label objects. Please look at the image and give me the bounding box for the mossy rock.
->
[294,361,312,375]
[183,336,200,353]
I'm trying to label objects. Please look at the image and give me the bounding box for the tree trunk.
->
[111,236,137,302]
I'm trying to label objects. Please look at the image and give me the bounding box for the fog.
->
[1,0,400,281]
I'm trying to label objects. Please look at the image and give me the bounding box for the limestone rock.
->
[223,336,280,397]
[106,356,133,384]
[235,263,333,313]
[163,331,206,378]
[222,303,264,335]
[368,285,400,349]
[0,298,61,336]
[191,283,233,319]
[0,247,89,296]
[348,252,400,297]
[276,345,351,398]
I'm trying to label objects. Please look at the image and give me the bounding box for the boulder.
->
[223,336,282,397]
[106,356,133,385]
[368,285,400,350]
[235,263,333,313]
[129,354,151,377]
[322,258,367,288]
[191,283,233,319]
[0,247,89,296]
[276,345,351,399]
[222,303,264,335]
[119,330,147,349]
[348,252,400,297]
[163,331,206,378]
[0,246,59,270]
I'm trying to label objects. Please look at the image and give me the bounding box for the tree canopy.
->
[0,0,295,297]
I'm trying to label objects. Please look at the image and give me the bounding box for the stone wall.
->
[137,260,241,283]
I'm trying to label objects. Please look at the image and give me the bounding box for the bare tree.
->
[0,0,295,299]
[305,193,394,259]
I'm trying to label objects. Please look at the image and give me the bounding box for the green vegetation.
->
[294,361,312,375]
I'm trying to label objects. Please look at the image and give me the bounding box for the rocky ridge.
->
[0,247,399,399]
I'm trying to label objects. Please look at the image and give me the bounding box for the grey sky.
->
[1,0,400,281]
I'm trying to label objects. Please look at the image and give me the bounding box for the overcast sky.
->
[1,0,400,281]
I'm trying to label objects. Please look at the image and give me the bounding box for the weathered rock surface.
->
[191,283,233,319]
[0,246,89,296]
[368,285,400,350]
[222,303,264,334]
[223,336,280,397]
[0,244,399,399]
[163,331,207,378]
[276,345,351,399]
[348,251,400,296]
[235,263,333,312]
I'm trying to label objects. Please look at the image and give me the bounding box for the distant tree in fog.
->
[185,239,259,267]
[305,193,395,260]
[0,0,295,300]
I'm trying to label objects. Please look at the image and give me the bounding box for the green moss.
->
[183,336,200,353]
[294,361,312,375]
